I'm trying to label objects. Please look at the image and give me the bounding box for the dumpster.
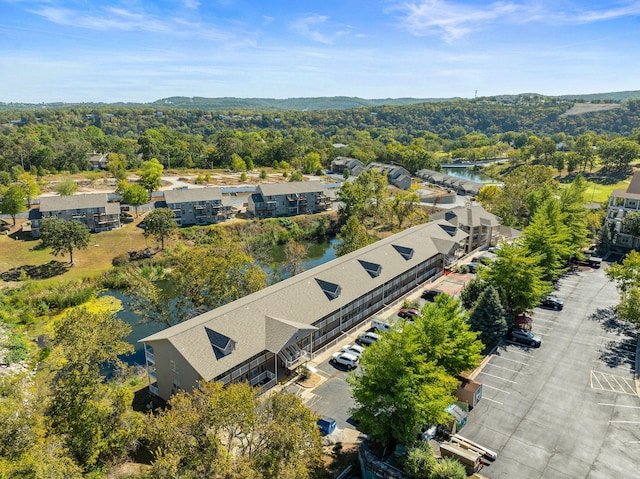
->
[317,417,337,435]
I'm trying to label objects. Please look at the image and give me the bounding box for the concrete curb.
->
[635,337,640,398]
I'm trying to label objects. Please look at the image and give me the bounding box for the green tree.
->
[459,276,489,310]
[170,241,267,319]
[146,381,322,478]
[390,188,422,228]
[0,184,26,226]
[48,307,143,471]
[622,211,640,242]
[289,170,303,182]
[481,243,550,318]
[143,208,177,250]
[17,172,41,208]
[230,153,247,171]
[521,198,572,281]
[39,217,91,264]
[599,138,640,169]
[559,175,591,255]
[121,183,148,217]
[335,215,374,256]
[259,169,268,180]
[350,295,482,447]
[468,285,508,347]
[54,176,78,196]
[302,152,322,174]
[138,158,164,194]
[281,240,307,277]
[607,250,640,294]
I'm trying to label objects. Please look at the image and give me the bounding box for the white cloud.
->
[183,0,200,9]
[391,0,640,41]
[290,14,349,44]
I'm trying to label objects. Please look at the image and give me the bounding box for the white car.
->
[357,331,380,345]
[341,343,365,357]
[331,351,359,370]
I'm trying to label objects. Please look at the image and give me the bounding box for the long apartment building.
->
[31,193,121,238]
[163,187,233,226]
[247,182,332,219]
[141,219,469,401]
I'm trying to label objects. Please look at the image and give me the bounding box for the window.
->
[358,260,382,278]
[315,278,341,300]
[170,360,178,373]
[392,244,414,260]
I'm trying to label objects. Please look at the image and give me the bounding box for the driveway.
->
[462,265,640,478]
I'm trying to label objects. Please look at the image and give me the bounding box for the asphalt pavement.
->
[462,264,640,478]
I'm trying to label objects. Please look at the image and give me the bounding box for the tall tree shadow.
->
[589,307,638,369]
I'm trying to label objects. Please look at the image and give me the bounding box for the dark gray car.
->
[508,328,542,347]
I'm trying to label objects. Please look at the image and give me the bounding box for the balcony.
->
[149,383,159,396]
[145,349,155,364]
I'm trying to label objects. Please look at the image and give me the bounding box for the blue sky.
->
[1,0,640,103]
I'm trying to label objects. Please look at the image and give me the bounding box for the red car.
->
[398,308,420,319]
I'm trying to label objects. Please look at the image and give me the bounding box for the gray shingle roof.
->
[141,219,468,382]
[163,187,223,204]
[257,182,324,196]
[39,193,110,212]
[430,205,500,228]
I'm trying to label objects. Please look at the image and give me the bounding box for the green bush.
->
[112,254,129,267]
[4,333,29,364]
[429,457,467,479]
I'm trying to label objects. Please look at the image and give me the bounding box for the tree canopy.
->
[40,217,91,264]
[143,207,177,250]
[349,295,482,447]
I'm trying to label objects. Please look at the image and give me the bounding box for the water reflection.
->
[442,167,496,183]
[111,238,339,366]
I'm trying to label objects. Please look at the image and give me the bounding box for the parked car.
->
[341,343,365,357]
[508,328,542,347]
[422,288,444,302]
[466,261,479,273]
[398,308,421,319]
[371,318,392,332]
[357,331,380,345]
[541,296,564,310]
[330,351,359,370]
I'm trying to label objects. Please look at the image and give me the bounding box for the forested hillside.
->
[1,95,639,176]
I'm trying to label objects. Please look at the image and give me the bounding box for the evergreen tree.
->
[468,285,508,347]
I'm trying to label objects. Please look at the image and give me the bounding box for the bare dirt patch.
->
[561,103,622,116]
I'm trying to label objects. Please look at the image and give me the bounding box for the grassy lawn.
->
[0,215,155,285]
[584,179,629,204]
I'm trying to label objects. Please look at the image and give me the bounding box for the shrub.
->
[4,333,29,364]
[112,254,130,267]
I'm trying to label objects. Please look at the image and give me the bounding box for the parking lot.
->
[463,265,640,478]
[283,264,640,477]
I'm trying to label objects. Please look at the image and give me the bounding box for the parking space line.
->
[478,371,517,383]
[492,356,528,366]
[482,384,511,394]
[502,348,533,357]
[485,363,522,374]
[598,403,640,409]
[591,370,638,395]
[609,421,640,424]
[532,317,556,324]
[482,396,503,405]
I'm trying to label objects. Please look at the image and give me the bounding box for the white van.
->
[371,318,392,332]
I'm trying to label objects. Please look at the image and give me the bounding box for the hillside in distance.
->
[2,90,640,112]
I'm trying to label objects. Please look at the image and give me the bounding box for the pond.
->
[442,167,496,183]
[109,238,339,367]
